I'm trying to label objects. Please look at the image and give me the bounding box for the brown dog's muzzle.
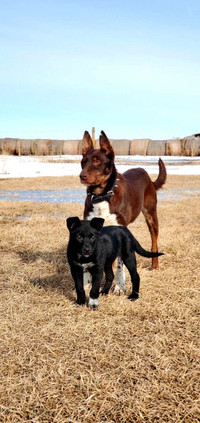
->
[80,170,96,185]
[79,171,87,183]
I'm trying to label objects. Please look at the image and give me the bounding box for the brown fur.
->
[80,130,167,269]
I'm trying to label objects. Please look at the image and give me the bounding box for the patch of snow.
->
[0,155,200,178]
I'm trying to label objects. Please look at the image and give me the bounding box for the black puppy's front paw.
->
[76,298,86,306]
[128,292,139,301]
[100,288,109,296]
[88,297,99,309]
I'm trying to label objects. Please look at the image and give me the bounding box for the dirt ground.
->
[0,174,199,422]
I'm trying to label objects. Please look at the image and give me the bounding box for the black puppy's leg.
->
[101,264,114,295]
[128,270,140,301]
[122,254,140,301]
[88,269,103,309]
[71,267,86,305]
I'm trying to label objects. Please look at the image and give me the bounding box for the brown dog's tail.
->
[153,158,167,191]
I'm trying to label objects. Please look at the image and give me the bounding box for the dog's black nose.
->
[83,248,91,256]
[80,173,87,181]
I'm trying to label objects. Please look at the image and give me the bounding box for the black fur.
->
[67,217,164,309]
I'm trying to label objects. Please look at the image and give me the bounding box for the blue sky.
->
[1,0,200,140]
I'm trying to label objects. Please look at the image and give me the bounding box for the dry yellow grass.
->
[0,175,81,190]
[1,174,200,190]
[0,175,200,422]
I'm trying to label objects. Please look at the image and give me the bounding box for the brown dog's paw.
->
[113,285,126,295]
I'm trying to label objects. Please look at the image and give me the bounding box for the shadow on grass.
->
[18,248,76,303]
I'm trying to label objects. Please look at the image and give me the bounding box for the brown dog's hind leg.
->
[142,206,159,269]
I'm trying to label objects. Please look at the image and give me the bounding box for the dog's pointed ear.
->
[82,131,94,155]
[66,217,81,231]
[99,130,114,158]
[90,217,104,231]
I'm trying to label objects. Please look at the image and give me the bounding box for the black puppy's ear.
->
[82,131,94,155]
[99,130,114,159]
[67,217,81,231]
[90,217,104,231]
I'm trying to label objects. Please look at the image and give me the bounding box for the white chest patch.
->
[82,262,94,270]
[82,262,94,287]
[87,201,119,226]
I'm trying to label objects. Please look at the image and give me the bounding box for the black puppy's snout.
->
[82,237,93,255]
[82,246,92,257]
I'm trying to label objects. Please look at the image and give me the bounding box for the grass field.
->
[0,175,199,422]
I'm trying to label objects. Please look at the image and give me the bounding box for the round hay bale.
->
[93,139,130,155]
[183,135,200,156]
[77,140,83,154]
[31,140,44,155]
[0,139,4,154]
[0,138,18,155]
[110,139,130,155]
[181,136,196,156]
[17,139,34,155]
[63,140,80,155]
[130,139,150,155]
[166,138,182,156]
[193,136,200,156]
[31,139,61,155]
[147,140,166,156]
[50,140,64,155]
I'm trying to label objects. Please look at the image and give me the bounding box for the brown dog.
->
[80,130,166,292]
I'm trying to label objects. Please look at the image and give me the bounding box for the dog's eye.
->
[90,235,96,242]
[76,234,83,241]
[93,158,101,167]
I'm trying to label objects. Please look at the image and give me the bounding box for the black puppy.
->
[67,217,164,309]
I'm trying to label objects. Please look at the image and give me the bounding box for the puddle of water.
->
[0,187,200,204]
[0,189,86,203]
[158,188,200,202]
[16,215,30,220]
